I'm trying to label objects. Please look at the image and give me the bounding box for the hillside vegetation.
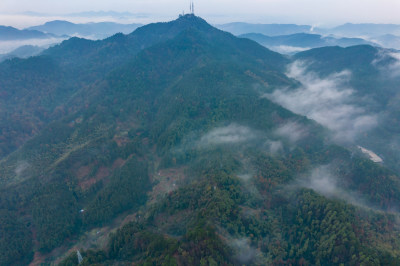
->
[1,15,400,265]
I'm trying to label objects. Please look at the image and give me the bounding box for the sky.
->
[1,0,400,28]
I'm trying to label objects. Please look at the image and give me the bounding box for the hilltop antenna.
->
[189,0,195,14]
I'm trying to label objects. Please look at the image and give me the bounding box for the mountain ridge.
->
[27,20,143,39]
[0,25,60,41]
[240,32,376,53]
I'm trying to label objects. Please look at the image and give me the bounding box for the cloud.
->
[15,160,30,176]
[372,49,400,78]
[264,61,378,143]
[296,165,375,210]
[385,52,400,78]
[274,121,308,144]
[229,237,261,264]
[174,124,288,161]
[198,124,257,147]
[237,173,253,181]
[265,140,284,154]
[236,172,263,197]
[197,124,287,155]
[0,38,66,54]
[268,45,311,54]
[301,166,340,197]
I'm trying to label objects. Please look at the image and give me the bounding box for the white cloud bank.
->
[264,61,378,143]
[274,121,308,143]
[198,124,257,147]
[268,45,311,54]
[15,160,30,177]
[229,237,261,264]
[386,52,400,78]
[297,165,370,208]
[373,50,400,78]
[0,37,66,54]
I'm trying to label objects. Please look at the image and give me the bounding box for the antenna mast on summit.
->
[189,0,194,14]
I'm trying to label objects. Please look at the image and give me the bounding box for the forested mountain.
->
[292,45,400,173]
[1,14,400,265]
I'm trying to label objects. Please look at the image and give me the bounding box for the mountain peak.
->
[173,14,212,30]
[127,14,213,43]
[43,20,75,26]
[177,13,201,21]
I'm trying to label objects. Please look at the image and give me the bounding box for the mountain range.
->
[2,20,400,61]
[0,21,143,58]
[239,32,375,54]
[217,22,400,38]
[1,15,400,265]
[216,22,312,36]
[0,26,60,41]
[218,22,400,50]
[27,20,143,39]
[316,23,400,37]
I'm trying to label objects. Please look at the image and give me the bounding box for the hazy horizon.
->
[1,0,400,28]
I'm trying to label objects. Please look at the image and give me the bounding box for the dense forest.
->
[1,14,400,265]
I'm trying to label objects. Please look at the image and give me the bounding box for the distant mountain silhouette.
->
[240,32,376,53]
[216,22,312,36]
[0,26,59,41]
[316,23,400,37]
[0,45,43,62]
[27,20,143,39]
[373,34,400,49]
[219,22,400,49]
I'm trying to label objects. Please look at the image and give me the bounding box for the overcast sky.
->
[1,0,400,28]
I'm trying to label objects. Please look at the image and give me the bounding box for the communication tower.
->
[189,0,195,14]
